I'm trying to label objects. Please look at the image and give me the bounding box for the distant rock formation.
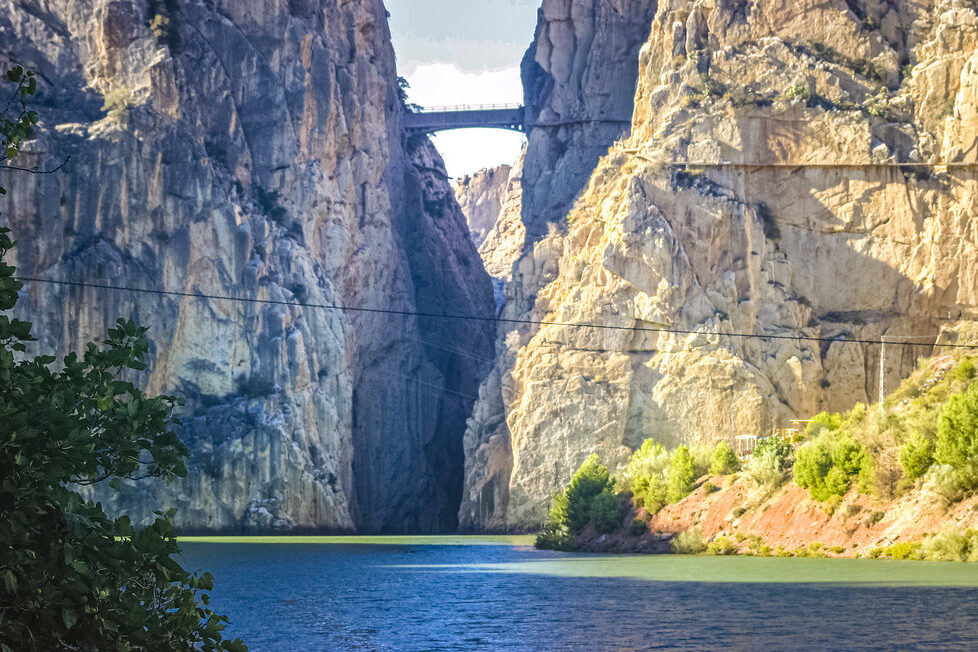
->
[0,0,495,533]
[454,165,511,248]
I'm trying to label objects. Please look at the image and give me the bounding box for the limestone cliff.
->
[460,0,659,531]
[1,0,495,533]
[454,165,510,248]
[463,0,978,531]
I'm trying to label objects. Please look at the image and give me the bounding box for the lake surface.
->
[179,536,978,650]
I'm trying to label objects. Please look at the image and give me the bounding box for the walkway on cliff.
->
[402,103,634,136]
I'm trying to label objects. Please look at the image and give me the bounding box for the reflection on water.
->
[180,537,978,650]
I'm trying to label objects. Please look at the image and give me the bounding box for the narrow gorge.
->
[5,0,978,537]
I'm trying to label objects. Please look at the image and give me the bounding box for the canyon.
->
[4,0,978,536]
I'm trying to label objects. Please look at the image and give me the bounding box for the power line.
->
[15,275,978,349]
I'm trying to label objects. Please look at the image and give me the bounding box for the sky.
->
[384,0,540,179]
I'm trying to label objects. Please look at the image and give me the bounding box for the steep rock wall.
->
[460,0,659,531]
[464,0,978,531]
[1,0,495,533]
[454,165,511,248]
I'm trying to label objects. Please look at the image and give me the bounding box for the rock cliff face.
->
[462,0,978,531]
[460,0,659,531]
[454,165,511,248]
[1,0,495,533]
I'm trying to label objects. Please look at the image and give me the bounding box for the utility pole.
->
[879,337,886,420]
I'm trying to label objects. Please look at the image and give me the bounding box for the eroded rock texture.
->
[460,0,659,531]
[454,165,511,248]
[462,0,978,531]
[1,0,495,533]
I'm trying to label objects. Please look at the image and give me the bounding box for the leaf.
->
[62,607,78,630]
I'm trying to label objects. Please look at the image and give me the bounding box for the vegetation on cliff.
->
[536,345,978,558]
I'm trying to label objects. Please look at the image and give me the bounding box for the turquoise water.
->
[180,536,978,650]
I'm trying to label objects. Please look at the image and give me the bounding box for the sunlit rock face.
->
[455,165,511,248]
[463,0,978,531]
[0,0,495,533]
[460,0,659,531]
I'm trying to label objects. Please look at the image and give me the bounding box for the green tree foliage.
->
[0,231,246,651]
[667,445,697,503]
[535,454,621,550]
[534,492,572,551]
[0,65,38,166]
[804,411,843,440]
[709,441,740,475]
[0,66,244,650]
[748,436,794,486]
[619,438,671,512]
[794,433,870,502]
[936,383,978,490]
[899,432,934,481]
[590,488,626,534]
[562,454,616,534]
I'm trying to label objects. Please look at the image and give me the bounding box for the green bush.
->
[920,529,975,561]
[590,488,626,534]
[899,432,935,481]
[922,463,963,502]
[936,383,978,490]
[794,433,870,502]
[671,527,707,554]
[629,518,647,536]
[709,441,740,475]
[534,521,573,551]
[706,535,737,555]
[805,411,844,439]
[102,86,133,122]
[620,438,671,511]
[535,454,621,549]
[953,357,976,382]
[749,437,794,486]
[668,445,697,503]
[562,454,615,534]
[703,482,720,494]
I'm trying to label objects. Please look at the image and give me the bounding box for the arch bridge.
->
[404,104,532,136]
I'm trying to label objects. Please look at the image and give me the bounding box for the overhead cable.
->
[15,275,978,349]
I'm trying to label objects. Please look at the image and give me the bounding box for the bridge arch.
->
[403,104,532,136]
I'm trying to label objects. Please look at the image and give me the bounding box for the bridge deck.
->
[404,106,527,135]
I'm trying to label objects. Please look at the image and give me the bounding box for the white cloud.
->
[429,128,525,179]
[403,63,523,107]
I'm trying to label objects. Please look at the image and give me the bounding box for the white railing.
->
[415,103,523,113]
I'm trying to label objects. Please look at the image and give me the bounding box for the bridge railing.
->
[412,103,523,113]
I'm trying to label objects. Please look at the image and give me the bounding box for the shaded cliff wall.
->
[463,0,978,531]
[0,0,495,533]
